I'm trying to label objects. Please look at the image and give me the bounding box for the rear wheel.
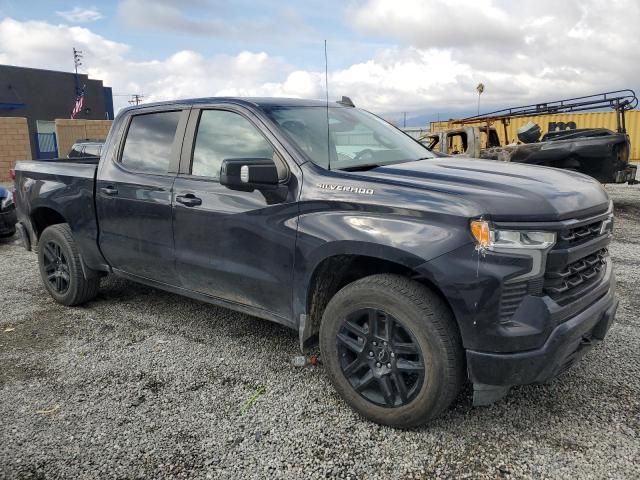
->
[320,274,464,428]
[38,224,100,306]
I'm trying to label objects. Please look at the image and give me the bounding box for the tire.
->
[37,223,100,306]
[320,274,464,428]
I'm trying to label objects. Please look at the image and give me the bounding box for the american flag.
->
[70,85,86,119]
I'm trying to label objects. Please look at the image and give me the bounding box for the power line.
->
[113,93,145,105]
[128,94,144,106]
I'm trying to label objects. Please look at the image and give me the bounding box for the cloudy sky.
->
[1,0,638,125]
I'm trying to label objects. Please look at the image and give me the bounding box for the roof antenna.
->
[324,39,331,171]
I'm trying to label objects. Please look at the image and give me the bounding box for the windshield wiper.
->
[340,157,433,172]
[340,163,381,172]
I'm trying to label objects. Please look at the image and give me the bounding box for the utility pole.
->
[128,94,144,106]
[73,47,83,97]
[403,112,407,128]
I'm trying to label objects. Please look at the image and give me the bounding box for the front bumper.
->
[466,282,617,386]
[0,206,17,235]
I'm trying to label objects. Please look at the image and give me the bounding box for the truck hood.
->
[360,158,610,221]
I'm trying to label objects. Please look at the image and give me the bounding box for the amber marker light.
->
[470,220,491,249]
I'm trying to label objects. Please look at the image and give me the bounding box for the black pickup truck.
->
[13,97,618,428]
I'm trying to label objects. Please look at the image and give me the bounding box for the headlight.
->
[470,220,556,251]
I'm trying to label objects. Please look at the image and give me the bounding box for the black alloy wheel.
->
[42,240,71,294]
[320,274,464,427]
[37,223,100,305]
[336,308,425,408]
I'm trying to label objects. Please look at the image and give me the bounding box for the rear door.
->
[96,107,189,284]
[172,105,300,320]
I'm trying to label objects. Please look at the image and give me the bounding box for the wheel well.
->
[31,207,66,238]
[305,255,447,340]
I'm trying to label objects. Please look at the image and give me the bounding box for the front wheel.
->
[38,223,100,306]
[320,274,464,428]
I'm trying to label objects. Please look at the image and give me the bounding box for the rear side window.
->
[120,111,181,174]
[191,110,274,178]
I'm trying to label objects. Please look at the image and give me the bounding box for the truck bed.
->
[13,159,106,271]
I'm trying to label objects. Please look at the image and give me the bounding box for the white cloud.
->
[0,18,294,111]
[0,19,127,71]
[56,7,103,23]
[347,0,640,114]
[352,0,519,49]
[2,0,640,120]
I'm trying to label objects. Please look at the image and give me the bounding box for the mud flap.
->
[298,314,312,352]
[473,383,511,406]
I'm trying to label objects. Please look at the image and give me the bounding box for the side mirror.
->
[219,158,279,191]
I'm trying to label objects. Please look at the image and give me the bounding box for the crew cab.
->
[13,97,618,427]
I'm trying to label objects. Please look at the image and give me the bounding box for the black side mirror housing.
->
[220,158,279,191]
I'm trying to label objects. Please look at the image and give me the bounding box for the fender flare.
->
[294,241,429,349]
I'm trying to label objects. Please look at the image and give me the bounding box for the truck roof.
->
[125,97,348,112]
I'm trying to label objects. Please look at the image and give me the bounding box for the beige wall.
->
[0,117,31,182]
[55,119,113,158]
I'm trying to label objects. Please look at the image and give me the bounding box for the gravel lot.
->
[1,184,639,479]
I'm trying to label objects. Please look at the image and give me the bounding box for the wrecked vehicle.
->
[13,97,617,428]
[424,124,636,183]
[423,90,638,184]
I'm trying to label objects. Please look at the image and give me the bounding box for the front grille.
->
[557,221,602,246]
[544,248,608,305]
[496,210,611,321]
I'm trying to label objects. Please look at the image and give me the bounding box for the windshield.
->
[262,106,434,170]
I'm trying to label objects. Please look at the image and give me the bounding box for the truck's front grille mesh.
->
[557,221,602,246]
[544,248,608,305]
[497,210,611,322]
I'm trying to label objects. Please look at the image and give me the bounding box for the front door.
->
[96,108,187,284]
[172,107,299,321]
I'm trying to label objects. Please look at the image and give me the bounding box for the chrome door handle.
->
[100,186,118,196]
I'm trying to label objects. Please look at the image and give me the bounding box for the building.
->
[0,64,114,160]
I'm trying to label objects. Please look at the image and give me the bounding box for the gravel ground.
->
[1,184,639,479]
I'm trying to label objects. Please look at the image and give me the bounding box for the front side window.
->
[262,106,434,170]
[191,110,274,178]
[120,111,181,174]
